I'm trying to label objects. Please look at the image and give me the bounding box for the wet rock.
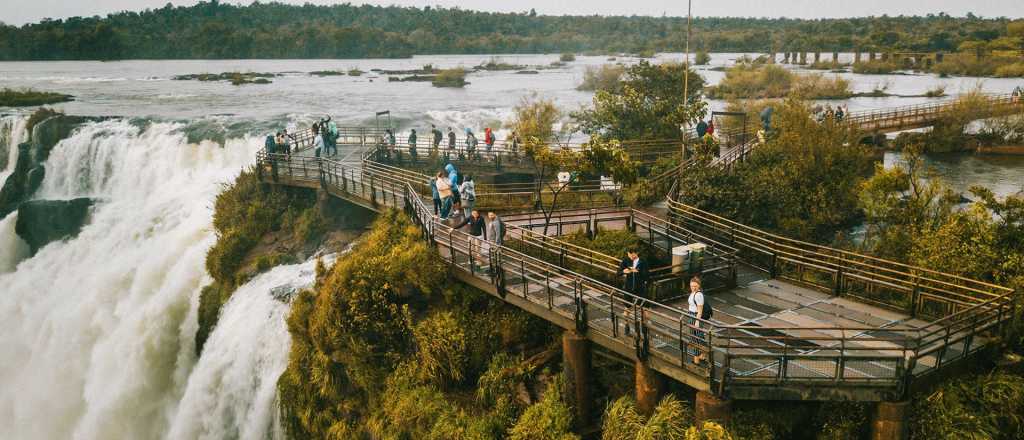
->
[14,198,94,255]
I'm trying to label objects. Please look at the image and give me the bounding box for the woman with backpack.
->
[688,277,711,365]
[484,127,495,152]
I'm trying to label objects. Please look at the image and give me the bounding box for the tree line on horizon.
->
[0,1,1019,60]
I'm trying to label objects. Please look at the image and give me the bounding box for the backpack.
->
[700,300,713,320]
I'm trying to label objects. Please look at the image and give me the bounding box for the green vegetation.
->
[276,210,567,439]
[678,98,873,242]
[574,60,707,141]
[577,64,626,93]
[348,68,364,76]
[706,64,852,100]
[560,53,577,62]
[4,3,1018,60]
[695,51,711,66]
[852,59,900,74]
[432,68,468,88]
[196,169,322,354]
[0,88,73,107]
[911,371,1024,440]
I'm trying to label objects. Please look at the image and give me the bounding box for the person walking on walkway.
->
[460,175,476,213]
[510,130,521,156]
[430,176,442,216]
[452,208,487,268]
[688,277,710,365]
[696,119,708,138]
[706,119,715,137]
[447,201,468,230]
[408,129,418,161]
[432,124,443,151]
[465,129,478,159]
[484,127,495,152]
[436,172,453,219]
[446,127,456,161]
[445,163,460,204]
[486,211,504,246]
[313,129,325,158]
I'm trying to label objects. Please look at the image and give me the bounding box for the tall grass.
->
[432,68,467,88]
[0,88,74,107]
[852,60,900,74]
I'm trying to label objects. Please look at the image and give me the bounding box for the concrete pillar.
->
[871,401,910,440]
[634,360,666,416]
[814,52,821,63]
[855,51,862,63]
[695,391,733,426]
[832,51,840,65]
[870,52,877,61]
[784,52,791,64]
[769,52,776,64]
[316,188,331,219]
[881,52,889,62]
[799,52,807,65]
[562,330,593,425]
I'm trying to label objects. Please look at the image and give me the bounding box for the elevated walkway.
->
[255,144,1016,402]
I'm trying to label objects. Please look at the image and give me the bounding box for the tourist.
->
[325,116,338,156]
[386,128,397,147]
[432,124,443,150]
[445,163,461,204]
[275,132,287,151]
[436,171,453,219]
[759,106,773,132]
[313,129,324,158]
[835,106,845,122]
[486,211,504,246]
[447,127,456,150]
[430,176,441,216]
[706,119,715,137]
[510,130,521,156]
[617,249,648,297]
[465,129,478,159]
[696,119,708,138]
[408,129,418,161]
[459,175,476,213]
[1013,86,1022,103]
[451,208,487,267]
[484,127,495,152]
[264,133,277,154]
[688,277,709,365]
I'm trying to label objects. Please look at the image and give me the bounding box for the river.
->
[0,53,1021,439]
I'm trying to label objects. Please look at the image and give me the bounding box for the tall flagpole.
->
[679,0,693,187]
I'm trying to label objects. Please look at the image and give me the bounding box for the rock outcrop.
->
[0,114,97,218]
[14,198,94,255]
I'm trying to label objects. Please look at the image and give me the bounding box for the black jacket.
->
[454,214,487,238]
[617,257,648,294]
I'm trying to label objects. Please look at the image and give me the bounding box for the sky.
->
[3,0,1022,26]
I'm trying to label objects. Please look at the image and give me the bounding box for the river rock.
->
[0,114,98,218]
[14,198,95,255]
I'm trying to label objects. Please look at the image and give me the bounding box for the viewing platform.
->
[255,97,1019,432]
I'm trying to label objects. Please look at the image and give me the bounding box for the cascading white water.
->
[166,255,329,440]
[0,212,30,273]
[0,118,260,439]
[0,114,29,182]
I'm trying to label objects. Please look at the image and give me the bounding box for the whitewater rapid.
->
[0,117,264,439]
[0,115,29,185]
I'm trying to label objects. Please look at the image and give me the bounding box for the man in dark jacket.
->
[453,209,486,239]
[617,249,648,297]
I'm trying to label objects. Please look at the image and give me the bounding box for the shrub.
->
[26,107,63,132]
[706,64,851,99]
[910,371,1024,439]
[852,60,899,74]
[414,311,469,388]
[508,375,579,440]
[348,68,364,76]
[477,353,530,406]
[560,53,577,62]
[924,85,947,98]
[995,62,1024,78]
[578,64,626,92]
[601,395,696,440]
[433,68,468,88]
[695,51,711,66]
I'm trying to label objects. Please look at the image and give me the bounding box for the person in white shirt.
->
[459,176,476,212]
[313,131,325,158]
[688,277,707,365]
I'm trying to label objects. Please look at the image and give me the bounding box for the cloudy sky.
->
[4,0,1022,26]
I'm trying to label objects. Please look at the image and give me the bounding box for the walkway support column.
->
[316,187,331,219]
[871,401,910,440]
[695,391,732,426]
[634,360,665,416]
[562,330,593,425]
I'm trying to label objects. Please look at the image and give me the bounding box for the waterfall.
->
[0,118,259,439]
[166,256,328,440]
[0,115,29,182]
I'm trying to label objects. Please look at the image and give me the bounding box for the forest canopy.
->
[0,1,1019,60]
